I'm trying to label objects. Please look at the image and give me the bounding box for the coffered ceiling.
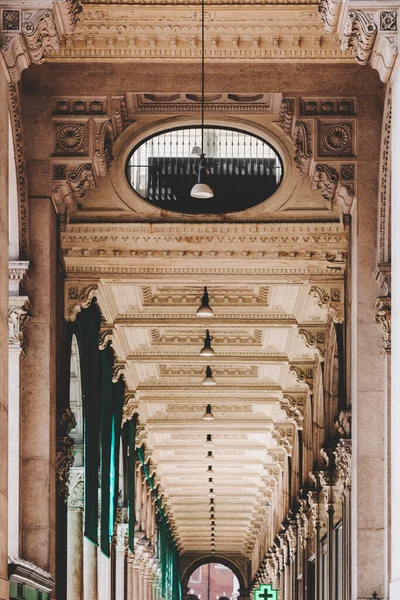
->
[64,221,347,555]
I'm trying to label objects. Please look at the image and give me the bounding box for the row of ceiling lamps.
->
[196,287,217,551]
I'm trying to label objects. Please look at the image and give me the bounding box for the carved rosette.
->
[376,296,391,353]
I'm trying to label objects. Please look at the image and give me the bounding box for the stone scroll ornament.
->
[254,584,278,600]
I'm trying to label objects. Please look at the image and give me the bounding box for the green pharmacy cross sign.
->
[254,584,278,600]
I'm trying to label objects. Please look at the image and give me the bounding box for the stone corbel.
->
[311,163,339,201]
[289,364,314,393]
[309,284,344,323]
[122,393,138,427]
[65,282,99,321]
[268,449,287,472]
[319,0,342,33]
[112,96,129,136]
[135,425,147,448]
[21,9,60,64]
[296,502,309,549]
[286,517,298,562]
[293,120,313,177]
[54,0,83,38]
[319,2,399,83]
[112,362,126,383]
[278,97,295,135]
[272,423,295,455]
[279,393,306,429]
[99,328,113,350]
[56,434,75,499]
[52,163,95,230]
[298,327,326,360]
[94,119,115,177]
[307,490,321,531]
[376,295,391,353]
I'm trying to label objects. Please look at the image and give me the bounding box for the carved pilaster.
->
[376,295,391,353]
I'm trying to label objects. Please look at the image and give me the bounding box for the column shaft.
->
[84,536,98,600]
[67,507,84,600]
[0,66,9,600]
[8,347,21,556]
[20,197,56,574]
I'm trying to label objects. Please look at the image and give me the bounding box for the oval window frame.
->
[124,124,285,215]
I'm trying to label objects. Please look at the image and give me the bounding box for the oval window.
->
[126,126,283,214]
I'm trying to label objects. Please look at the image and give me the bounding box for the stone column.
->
[67,471,84,600]
[308,492,320,600]
[132,555,141,600]
[0,65,9,600]
[351,88,388,600]
[115,524,128,600]
[391,61,400,600]
[20,195,57,577]
[98,549,111,600]
[84,536,98,600]
[7,273,29,557]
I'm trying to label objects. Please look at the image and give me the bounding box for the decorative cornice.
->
[8,557,54,594]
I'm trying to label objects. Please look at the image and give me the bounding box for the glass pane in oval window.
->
[126,126,283,214]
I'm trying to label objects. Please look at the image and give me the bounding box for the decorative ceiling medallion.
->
[55,123,87,154]
[319,121,354,157]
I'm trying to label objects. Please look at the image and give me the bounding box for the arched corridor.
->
[0,1,398,600]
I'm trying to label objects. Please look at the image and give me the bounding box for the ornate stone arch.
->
[181,555,248,597]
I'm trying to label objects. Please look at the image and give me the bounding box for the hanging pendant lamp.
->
[206,465,214,474]
[204,434,214,447]
[196,286,214,317]
[200,330,215,356]
[190,0,214,199]
[202,366,216,386]
[202,404,215,420]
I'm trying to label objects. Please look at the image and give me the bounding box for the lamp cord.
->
[201,0,205,154]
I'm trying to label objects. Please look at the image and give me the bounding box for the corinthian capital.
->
[8,297,30,349]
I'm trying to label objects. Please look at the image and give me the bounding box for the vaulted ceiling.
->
[64,221,347,555]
